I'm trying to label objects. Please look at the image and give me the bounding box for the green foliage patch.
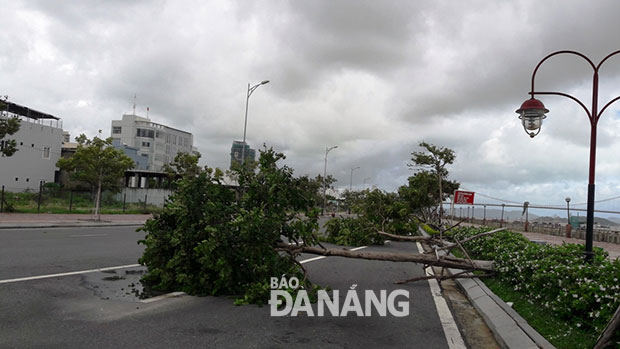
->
[449,227,620,339]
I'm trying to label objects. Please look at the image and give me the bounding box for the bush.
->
[449,227,620,333]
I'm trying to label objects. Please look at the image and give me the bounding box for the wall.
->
[0,117,63,191]
[116,187,173,207]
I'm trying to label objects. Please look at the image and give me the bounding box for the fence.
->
[450,216,620,245]
[0,183,170,214]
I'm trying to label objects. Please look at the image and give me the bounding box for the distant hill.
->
[534,215,620,227]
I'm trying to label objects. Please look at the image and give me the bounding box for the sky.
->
[4,0,620,216]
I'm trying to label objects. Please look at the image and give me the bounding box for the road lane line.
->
[415,242,466,349]
[70,234,108,237]
[140,291,186,303]
[0,264,142,284]
[298,245,369,264]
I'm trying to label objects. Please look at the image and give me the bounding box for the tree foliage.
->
[162,151,203,189]
[407,142,457,224]
[0,98,20,157]
[139,147,320,303]
[56,132,134,219]
[399,172,459,223]
[326,189,418,246]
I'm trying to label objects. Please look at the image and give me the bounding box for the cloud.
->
[3,0,620,209]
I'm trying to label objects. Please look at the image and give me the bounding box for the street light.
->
[347,167,360,214]
[517,50,620,261]
[349,166,360,191]
[241,80,270,166]
[322,145,338,215]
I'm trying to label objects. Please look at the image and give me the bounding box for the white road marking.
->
[140,291,186,303]
[70,234,108,237]
[416,242,467,349]
[299,245,369,264]
[0,264,142,284]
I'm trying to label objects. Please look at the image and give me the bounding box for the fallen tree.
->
[139,147,498,304]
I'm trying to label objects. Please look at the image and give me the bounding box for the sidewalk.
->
[0,213,151,229]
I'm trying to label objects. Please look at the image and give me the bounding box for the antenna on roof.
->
[132,94,137,115]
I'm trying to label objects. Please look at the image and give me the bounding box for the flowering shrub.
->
[449,227,620,332]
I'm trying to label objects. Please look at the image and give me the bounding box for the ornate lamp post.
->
[516,50,620,261]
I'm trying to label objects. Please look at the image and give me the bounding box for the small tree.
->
[162,151,202,187]
[56,132,134,219]
[408,142,456,225]
[0,98,21,157]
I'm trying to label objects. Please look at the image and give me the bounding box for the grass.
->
[2,190,161,214]
[483,277,599,349]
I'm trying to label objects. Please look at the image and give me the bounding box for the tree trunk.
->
[277,243,494,271]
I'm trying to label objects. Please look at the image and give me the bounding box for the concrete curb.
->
[0,222,145,229]
[419,228,555,349]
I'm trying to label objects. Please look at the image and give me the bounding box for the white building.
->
[0,101,63,191]
[110,114,193,172]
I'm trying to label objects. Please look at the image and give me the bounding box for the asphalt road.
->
[0,226,146,280]
[1,226,460,348]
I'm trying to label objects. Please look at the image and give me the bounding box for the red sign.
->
[454,190,475,204]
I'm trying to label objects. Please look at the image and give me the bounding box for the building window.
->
[112,126,122,134]
[43,146,50,159]
[136,128,154,138]
[142,141,150,148]
[15,177,18,181]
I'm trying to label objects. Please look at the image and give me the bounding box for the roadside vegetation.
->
[2,183,160,214]
[448,226,620,348]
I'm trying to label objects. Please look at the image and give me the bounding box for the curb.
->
[419,228,555,349]
[0,222,145,229]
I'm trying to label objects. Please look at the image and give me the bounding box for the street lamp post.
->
[348,166,360,214]
[322,145,338,215]
[517,50,620,261]
[241,80,270,166]
[565,197,571,224]
[349,166,360,192]
[363,177,372,190]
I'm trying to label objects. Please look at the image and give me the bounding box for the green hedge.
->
[449,227,620,333]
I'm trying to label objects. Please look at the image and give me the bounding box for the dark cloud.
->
[3,0,620,207]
